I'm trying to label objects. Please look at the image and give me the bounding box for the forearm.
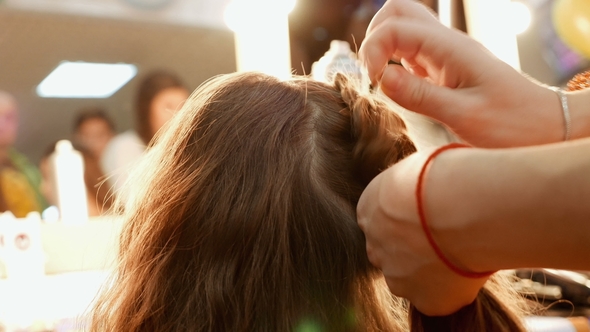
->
[427,140,590,272]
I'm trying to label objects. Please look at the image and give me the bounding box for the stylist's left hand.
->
[357,151,489,316]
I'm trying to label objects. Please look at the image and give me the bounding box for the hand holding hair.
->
[359,0,590,148]
[357,146,490,316]
[358,138,590,316]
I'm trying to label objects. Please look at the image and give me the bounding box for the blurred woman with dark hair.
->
[101,70,189,192]
[72,107,116,160]
[90,72,528,331]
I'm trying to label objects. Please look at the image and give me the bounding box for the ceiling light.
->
[37,62,137,98]
[510,2,532,35]
[224,0,296,32]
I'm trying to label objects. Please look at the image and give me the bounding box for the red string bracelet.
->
[416,143,495,279]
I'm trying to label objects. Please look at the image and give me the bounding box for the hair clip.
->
[567,70,590,92]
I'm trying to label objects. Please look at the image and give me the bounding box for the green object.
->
[294,319,323,332]
[8,148,48,211]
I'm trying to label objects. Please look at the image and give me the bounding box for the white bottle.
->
[49,140,88,224]
[311,40,365,85]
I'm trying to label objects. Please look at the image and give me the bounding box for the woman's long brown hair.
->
[90,72,527,331]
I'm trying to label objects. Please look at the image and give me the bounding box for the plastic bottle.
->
[311,40,365,85]
[48,140,88,223]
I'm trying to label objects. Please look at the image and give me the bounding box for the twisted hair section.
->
[333,73,417,185]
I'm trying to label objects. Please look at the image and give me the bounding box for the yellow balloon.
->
[553,0,590,59]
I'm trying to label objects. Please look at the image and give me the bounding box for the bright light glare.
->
[438,0,452,27]
[37,62,137,98]
[41,205,60,223]
[285,0,296,14]
[224,0,296,32]
[510,2,531,34]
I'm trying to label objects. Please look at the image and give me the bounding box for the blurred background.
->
[0,0,235,164]
[1,0,590,331]
[0,0,587,164]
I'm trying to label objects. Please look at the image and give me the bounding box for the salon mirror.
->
[0,0,236,165]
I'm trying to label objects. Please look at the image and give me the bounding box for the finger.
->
[360,19,449,85]
[412,287,480,316]
[383,276,411,300]
[357,171,383,228]
[385,275,469,317]
[400,58,429,79]
[378,64,459,122]
[366,0,439,36]
[365,243,382,268]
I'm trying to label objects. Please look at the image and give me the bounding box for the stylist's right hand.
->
[360,0,563,148]
[357,151,489,316]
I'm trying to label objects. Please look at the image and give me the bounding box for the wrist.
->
[523,84,565,146]
[422,148,538,273]
[424,143,590,272]
[567,90,590,140]
[469,76,565,148]
[541,87,590,143]
[416,144,494,278]
[421,148,491,272]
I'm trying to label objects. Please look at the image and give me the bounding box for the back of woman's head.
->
[91,72,526,331]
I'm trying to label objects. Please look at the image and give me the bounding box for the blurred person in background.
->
[72,107,115,160]
[101,70,189,193]
[0,90,47,217]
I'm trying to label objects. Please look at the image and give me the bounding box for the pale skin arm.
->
[431,139,590,273]
[359,0,590,148]
[357,139,590,316]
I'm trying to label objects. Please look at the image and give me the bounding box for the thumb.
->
[379,64,454,122]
